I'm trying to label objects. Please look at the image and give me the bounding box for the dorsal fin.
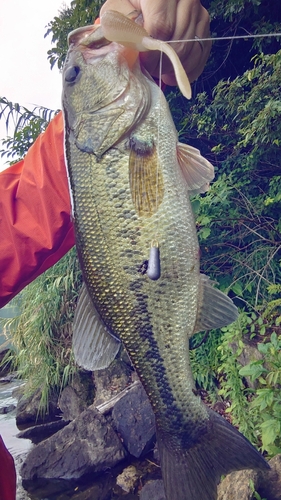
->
[177,143,214,195]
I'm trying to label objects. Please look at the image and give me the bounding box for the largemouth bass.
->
[62,11,269,500]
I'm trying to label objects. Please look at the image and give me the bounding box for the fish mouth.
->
[67,23,139,69]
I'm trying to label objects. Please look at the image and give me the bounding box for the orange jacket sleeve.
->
[0,436,16,500]
[0,111,75,308]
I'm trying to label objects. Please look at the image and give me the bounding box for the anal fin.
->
[73,283,120,371]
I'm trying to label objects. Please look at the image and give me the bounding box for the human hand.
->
[100,0,211,84]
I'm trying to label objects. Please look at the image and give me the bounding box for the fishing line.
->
[146,49,163,281]
[166,32,281,44]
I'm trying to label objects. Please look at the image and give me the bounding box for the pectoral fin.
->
[73,283,120,370]
[193,274,238,334]
[177,143,214,195]
[129,137,164,217]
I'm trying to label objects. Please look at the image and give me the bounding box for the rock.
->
[231,342,264,389]
[259,454,281,500]
[116,465,139,492]
[217,469,260,500]
[139,479,166,500]
[59,371,95,420]
[0,403,16,414]
[21,406,126,480]
[16,388,59,426]
[0,373,18,383]
[112,382,155,458]
[59,386,87,420]
[14,452,30,500]
[93,355,133,407]
[17,419,70,444]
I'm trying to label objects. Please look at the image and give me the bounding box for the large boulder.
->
[59,371,94,421]
[218,454,281,500]
[17,419,70,444]
[93,355,133,407]
[59,385,87,421]
[16,389,59,426]
[218,469,260,500]
[21,406,126,481]
[112,382,155,458]
[259,454,281,500]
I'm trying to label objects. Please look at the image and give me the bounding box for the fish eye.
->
[65,65,81,83]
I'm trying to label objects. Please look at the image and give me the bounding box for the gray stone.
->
[217,469,260,500]
[93,355,133,407]
[218,454,281,500]
[58,371,94,420]
[20,406,126,480]
[116,465,139,492]
[17,419,70,443]
[16,389,59,426]
[0,403,16,414]
[139,479,166,500]
[231,342,264,389]
[59,386,87,420]
[112,382,155,458]
[259,454,281,500]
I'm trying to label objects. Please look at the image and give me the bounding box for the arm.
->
[0,112,75,308]
[0,436,16,500]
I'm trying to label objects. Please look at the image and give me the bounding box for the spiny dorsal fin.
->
[177,143,214,195]
[73,283,120,370]
[193,274,238,334]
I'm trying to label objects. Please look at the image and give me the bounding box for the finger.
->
[129,0,179,39]
[150,3,211,84]
[100,0,138,18]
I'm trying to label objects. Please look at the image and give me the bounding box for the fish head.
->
[62,22,151,157]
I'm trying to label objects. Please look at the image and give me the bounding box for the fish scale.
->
[66,116,205,435]
[63,15,269,500]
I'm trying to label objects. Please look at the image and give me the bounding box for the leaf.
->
[231,281,243,296]
[239,363,266,380]
[260,418,280,447]
[199,227,211,240]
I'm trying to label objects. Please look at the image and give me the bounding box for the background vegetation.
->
[1,0,280,453]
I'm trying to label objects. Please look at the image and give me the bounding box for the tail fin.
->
[157,408,269,500]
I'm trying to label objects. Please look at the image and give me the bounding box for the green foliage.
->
[45,0,103,70]
[2,248,82,414]
[239,325,281,455]
[169,50,281,305]
[209,300,281,456]
[216,312,259,445]
[0,97,59,162]
[249,478,267,500]
[190,329,223,393]
[190,298,281,456]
